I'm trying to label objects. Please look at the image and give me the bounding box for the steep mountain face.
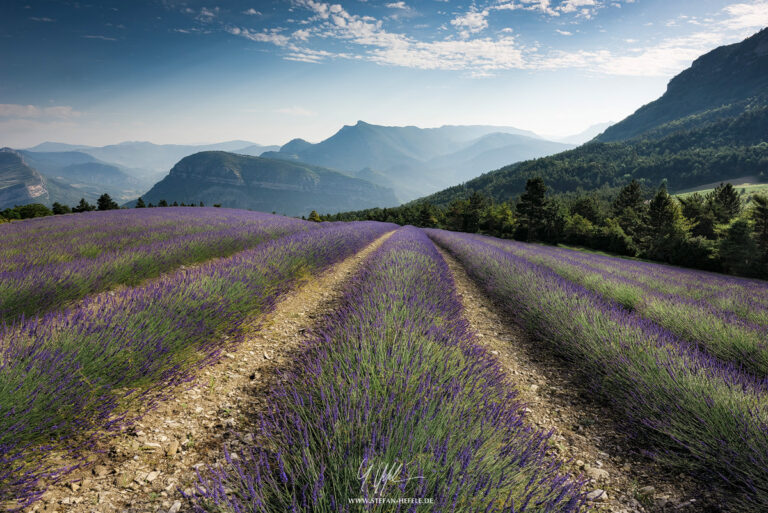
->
[598,27,768,142]
[0,148,50,208]
[416,28,768,207]
[0,148,87,209]
[272,121,569,201]
[19,150,148,201]
[137,151,398,216]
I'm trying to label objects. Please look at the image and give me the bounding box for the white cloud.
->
[385,1,407,8]
[538,31,734,76]
[227,27,291,46]
[559,0,598,14]
[721,1,768,29]
[243,8,261,15]
[274,106,317,116]
[450,8,490,38]
[225,0,766,78]
[497,0,558,16]
[293,28,311,40]
[197,6,219,21]
[0,104,81,119]
[28,16,55,22]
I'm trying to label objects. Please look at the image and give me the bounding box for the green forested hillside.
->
[415,28,768,207]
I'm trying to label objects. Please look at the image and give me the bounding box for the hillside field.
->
[1,209,768,512]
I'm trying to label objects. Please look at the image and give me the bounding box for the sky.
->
[0,0,766,148]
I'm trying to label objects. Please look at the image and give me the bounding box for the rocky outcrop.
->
[0,148,50,209]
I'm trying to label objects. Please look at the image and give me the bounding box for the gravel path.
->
[436,245,720,513]
[29,231,394,513]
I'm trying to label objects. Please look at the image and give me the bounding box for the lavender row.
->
[0,221,393,509]
[469,234,768,377]
[497,236,768,326]
[189,226,586,512]
[0,208,312,322]
[428,229,768,512]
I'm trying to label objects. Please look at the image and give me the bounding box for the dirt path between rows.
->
[437,246,721,513]
[29,231,394,513]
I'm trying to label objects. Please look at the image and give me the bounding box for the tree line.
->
[322,178,768,280]
[0,194,217,222]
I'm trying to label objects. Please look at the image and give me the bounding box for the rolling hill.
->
[416,27,768,207]
[135,151,398,216]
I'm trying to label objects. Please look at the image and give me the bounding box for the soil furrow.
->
[436,245,720,513]
[29,230,394,513]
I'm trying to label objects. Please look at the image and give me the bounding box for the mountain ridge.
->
[135,151,398,216]
[411,28,768,207]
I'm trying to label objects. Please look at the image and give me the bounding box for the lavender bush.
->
[189,227,586,512]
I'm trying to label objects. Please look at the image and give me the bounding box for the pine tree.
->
[416,202,438,228]
[752,194,768,275]
[135,197,146,208]
[612,180,644,215]
[720,219,758,276]
[515,177,548,241]
[307,210,322,222]
[51,202,71,215]
[708,183,741,223]
[97,193,119,211]
[644,184,688,261]
[72,198,94,213]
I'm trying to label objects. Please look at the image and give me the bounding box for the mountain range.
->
[261,122,574,201]
[135,151,398,216]
[418,27,768,207]
[2,124,576,211]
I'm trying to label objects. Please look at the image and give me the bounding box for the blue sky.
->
[1,0,766,147]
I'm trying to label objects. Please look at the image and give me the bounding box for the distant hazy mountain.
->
[26,142,95,153]
[232,144,281,157]
[0,148,87,209]
[24,140,268,182]
[426,133,573,183]
[19,150,148,201]
[271,121,569,201]
[551,122,614,145]
[136,151,398,216]
[416,28,768,206]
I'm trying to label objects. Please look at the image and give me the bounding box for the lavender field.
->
[0,208,312,322]
[0,213,392,508]
[428,229,768,512]
[3,211,768,512]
